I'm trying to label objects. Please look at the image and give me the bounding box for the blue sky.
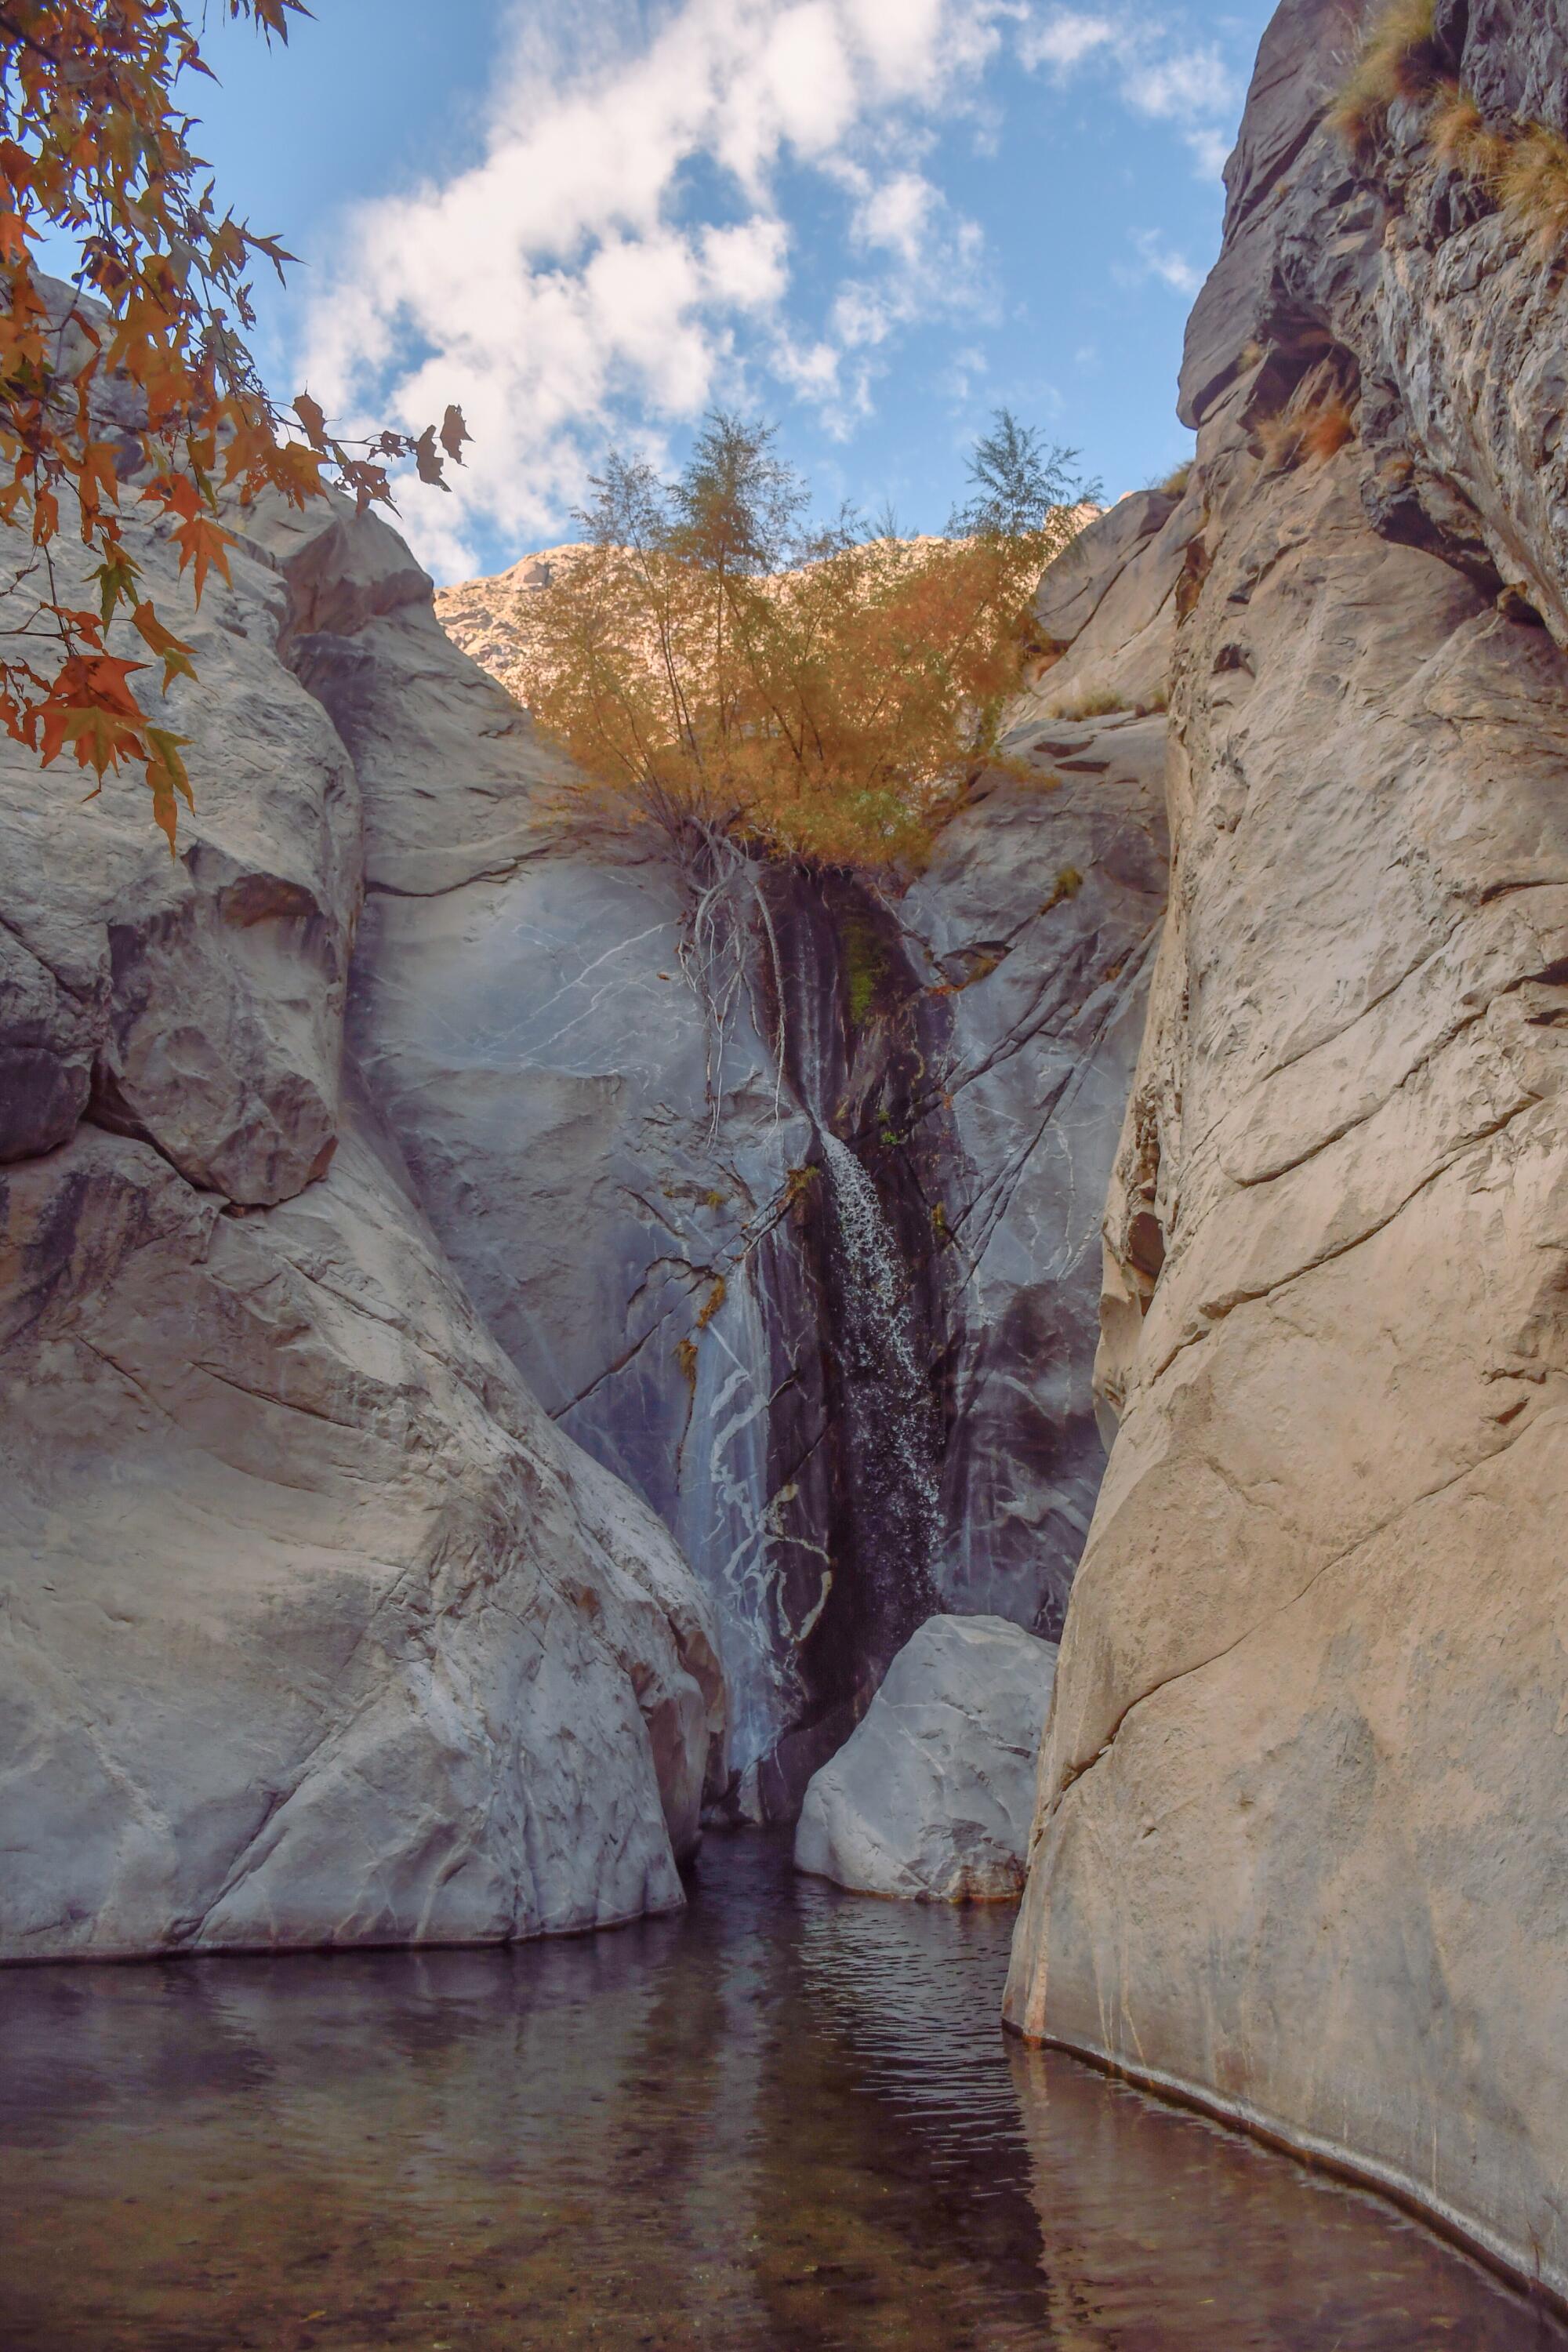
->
[184,1,1281,582]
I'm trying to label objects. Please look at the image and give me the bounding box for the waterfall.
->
[818,1132,942,1615]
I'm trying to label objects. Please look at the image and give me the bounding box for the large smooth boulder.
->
[795,1616,1058,1901]
[0,1112,722,1958]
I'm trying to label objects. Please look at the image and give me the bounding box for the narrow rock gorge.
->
[390,560,1167,1816]
[1007,0,1568,2307]
[9,0,1566,2295]
[0,281,1163,1947]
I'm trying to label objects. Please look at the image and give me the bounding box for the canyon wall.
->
[0,328,722,1960]
[1007,0,1568,2303]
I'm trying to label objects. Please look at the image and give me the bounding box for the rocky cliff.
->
[428,563,1167,1814]
[0,343,723,1959]
[1007,0,1568,2305]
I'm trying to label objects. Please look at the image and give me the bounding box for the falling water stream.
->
[817,1131,942,1593]
[2,1835,1560,2351]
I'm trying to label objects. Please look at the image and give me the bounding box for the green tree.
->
[948,408,1097,539]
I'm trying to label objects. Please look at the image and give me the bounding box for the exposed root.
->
[677,821,789,1140]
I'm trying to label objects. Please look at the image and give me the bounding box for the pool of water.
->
[2,1830,1562,2350]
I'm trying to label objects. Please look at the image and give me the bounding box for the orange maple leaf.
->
[172,514,234,603]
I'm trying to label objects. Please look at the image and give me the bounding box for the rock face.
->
[314,550,848,1815]
[1,1112,720,1959]
[901,713,1167,1635]
[417,570,1166,1812]
[795,1615,1058,1902]
[0,303,723,1961]
[1025,485,1199,720]
[1008,0,1568,2305]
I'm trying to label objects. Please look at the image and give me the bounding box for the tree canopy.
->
[947,408,1098,539]
[519,412,1092,877]
[0,1,465,844]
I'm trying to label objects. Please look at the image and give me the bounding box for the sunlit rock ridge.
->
[1007,0,1568,2308]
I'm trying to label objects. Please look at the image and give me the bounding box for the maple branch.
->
[0,11,64,65]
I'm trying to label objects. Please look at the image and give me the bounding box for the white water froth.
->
[819,1133,942,1560]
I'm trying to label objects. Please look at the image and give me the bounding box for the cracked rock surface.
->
[1007,0,1568,2304]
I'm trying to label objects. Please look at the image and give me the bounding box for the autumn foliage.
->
[0,1,466,844]
[519,414,1088,876]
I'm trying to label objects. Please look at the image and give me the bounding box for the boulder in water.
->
[793,1616,1057,1902]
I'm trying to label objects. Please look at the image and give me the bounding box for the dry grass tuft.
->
[1494,122,1568,257]
[1300,398,1357,462]
[1254,392,1357,473]
[1156,459,1193,498]
[1045,685,1129,722]
[1252,411,1301,470]
[1331,4,1568,271]
[695,1276,728,1330]
[1327,0,1442,157]
[1428,88,1509,183]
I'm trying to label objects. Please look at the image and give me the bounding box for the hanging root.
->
[676,822,790,1140]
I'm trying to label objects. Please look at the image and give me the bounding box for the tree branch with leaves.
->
[0,0,468,844]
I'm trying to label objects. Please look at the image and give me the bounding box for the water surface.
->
[2,1831,1561,2350]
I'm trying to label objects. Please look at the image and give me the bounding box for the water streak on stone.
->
[818,1131,942,1596]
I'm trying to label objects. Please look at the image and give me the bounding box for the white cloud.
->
[302,0,1011,578]
[294,0,1251,579]
[1123,227,1203,296]
[1020,12,1116,70]
[1021,7,1244,179]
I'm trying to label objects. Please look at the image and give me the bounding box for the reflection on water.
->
[1,1831,1561,2350]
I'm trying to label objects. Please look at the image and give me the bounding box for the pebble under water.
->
[2,1831,1563,2351]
